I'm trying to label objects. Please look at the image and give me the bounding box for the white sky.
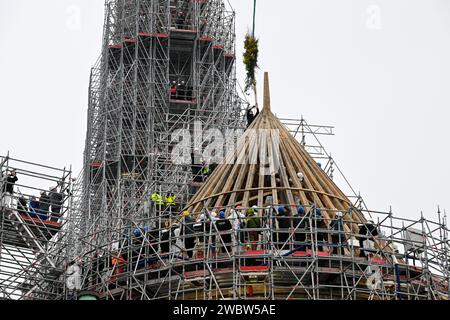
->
[0,0,449,221]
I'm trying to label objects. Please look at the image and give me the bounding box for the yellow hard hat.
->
[182,211,190,217]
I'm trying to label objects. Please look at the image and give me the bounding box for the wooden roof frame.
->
[187,73,368,234]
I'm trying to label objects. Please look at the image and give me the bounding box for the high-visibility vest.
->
[164,195,176,207]
[151,193,163,206]
[202,165,210,175]
[111,256,125,274]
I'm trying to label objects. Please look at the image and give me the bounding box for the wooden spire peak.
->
[187,72,368,235]
[263,72,271,113]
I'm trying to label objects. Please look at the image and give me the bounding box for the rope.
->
[252,0,257,37]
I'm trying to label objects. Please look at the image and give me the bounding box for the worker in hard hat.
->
[293,206,308,250]
[311,207,327,252]
[151,193,164,207]
[216,211,232,254]
[170,81,177,99]
[164,192,177,214]
[179,80,186,99]
[207,211,220,253]
[330,211,346,255]
[246,206,261,250]
[276,206,291,249]
[264,198,278,247]
[201,161,210,182]
[193,212,209,257]
[151,192,164,218]
[171,222,184,259]
[181,211,195,258]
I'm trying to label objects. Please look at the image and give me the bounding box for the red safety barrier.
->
[243,250,265,256]
[240,266,269,272]
[21,215,62,228]
[138,32,169,38]
[370,257,387,265]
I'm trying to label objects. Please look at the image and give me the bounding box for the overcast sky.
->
[0,0,449,221]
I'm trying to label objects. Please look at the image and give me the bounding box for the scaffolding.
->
[69,69,449,300]
[73,0,244,299]
[0,155,75,300]
[2,0,448,301]
[1,152,448,300]
[72,204,449,300]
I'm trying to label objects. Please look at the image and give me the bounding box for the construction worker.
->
[234,206,247,246]
[164,192,177,214]
[181,211,196,259]
[151,193,163,206]
[170,81,177,99]
[297,172,305,184]
[49,186,64,222]
[313,208,327,252]
[176,11,186,30]
[29,196,40,219]
[264,199,278,248]
[293,206,308,249]
[160,225,171,254]
[201,162,210,181]
[359,221,378,257]
[172,223,184,259]
[66,259,82,299]
[179,80,186,99]
[226,209,240,254]
[216,211,232,254]
[330,212,346,255]
[38,191,51,220]
[151,192,164,218]
[246,106,260,127]
[246,206,261,250]
[111,253,126,275]
[276,206,291,249]
[1,170,18,208]
[194,212,209,257]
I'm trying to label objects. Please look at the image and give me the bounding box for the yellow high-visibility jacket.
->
[151,193,163,206]
[164,195,177,207]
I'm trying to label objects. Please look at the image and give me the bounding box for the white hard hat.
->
[297,172,304,179]
[252,205,258,210]
[336,211,343,217]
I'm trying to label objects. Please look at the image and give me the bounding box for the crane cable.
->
[252,0,257,37]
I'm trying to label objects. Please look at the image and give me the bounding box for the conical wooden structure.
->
[187,73,367,233]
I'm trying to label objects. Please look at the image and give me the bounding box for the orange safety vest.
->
[111,256,126,274]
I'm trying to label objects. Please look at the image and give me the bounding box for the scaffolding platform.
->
[1,154,73,300]
[0,208,62,248]
[170,29,197,41]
